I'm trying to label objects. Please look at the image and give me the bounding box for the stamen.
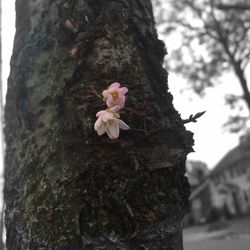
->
[111,92,119,100]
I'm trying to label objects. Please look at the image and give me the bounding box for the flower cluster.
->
[94,82,129,139]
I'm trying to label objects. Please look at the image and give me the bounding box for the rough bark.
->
[4,0,193,249]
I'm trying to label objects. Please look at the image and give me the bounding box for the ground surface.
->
[184,238,250,250]
[183,216,250,250]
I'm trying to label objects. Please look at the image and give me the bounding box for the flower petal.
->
[107,122,119,139]
[106,126,114,139]
[94,117,102,131]
[101,112,113,122]
[106,97,114,108]
[116,119,130,130]
[116,95,125,109]
[119,87,128,94]
[102,90,109,98]
[97,123,106,135]
[96,110,106,117]
[108,82,120,89]
[109,105,121,113]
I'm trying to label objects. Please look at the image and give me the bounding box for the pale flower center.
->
[107,119,113,125]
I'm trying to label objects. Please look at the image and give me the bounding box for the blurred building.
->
[187,179,212,224]
[184,133,250,226]
[184,161,211,225]
[209,133,250,217]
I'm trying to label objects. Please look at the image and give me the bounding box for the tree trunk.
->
[234,63,250,114]
[212,12,250,114]
[4,0,193,249]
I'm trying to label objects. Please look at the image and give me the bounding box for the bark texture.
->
[4,0,193,249]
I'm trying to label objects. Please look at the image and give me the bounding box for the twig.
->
[182,111,206,124]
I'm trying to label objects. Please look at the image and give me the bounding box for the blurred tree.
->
[153,0,250,133]
[4,0,193,249]
[239,128,250,144]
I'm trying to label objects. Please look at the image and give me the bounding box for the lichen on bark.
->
[4,0,193,249]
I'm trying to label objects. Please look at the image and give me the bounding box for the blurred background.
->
[0,0,250,249]
[152,0,250,249]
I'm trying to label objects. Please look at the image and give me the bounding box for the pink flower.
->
[102,82,128,109]
[94,106,129,139]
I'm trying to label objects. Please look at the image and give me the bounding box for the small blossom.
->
[102,82,128,109]
[94,106,129,139]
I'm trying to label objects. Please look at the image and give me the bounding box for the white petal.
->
[102,112,113,122]
[97,123,106,136]
[102,90,108,98]
[107,122,119,139]
[106,126,114,139]
[94,117,102,131]
[116,119,130,130]
[96,110,106,117]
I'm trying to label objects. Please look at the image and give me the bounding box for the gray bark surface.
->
[4,0,193,249]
